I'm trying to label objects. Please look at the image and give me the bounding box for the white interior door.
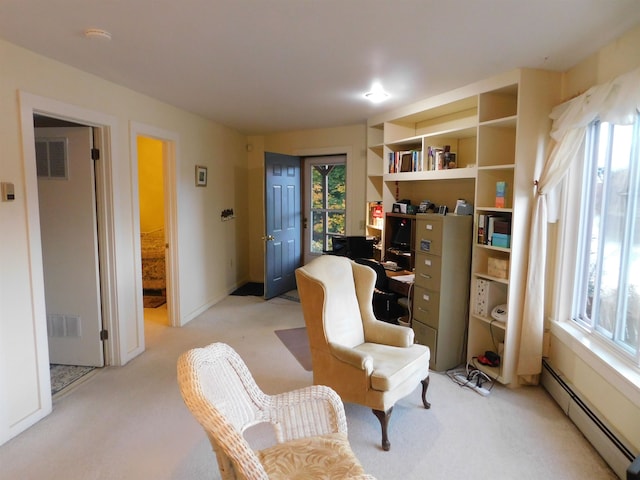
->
[36,126,104,367]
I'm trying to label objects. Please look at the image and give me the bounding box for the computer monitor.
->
[328,235,375,259]
[391,219,411,251]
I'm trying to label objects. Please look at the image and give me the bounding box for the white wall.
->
[0,39,249,445]
[546,24,640,453]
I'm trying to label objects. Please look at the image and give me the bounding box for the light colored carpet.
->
[0,295,616,479]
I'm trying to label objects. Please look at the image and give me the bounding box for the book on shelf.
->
[424,145,456,171]
[388,150,423,173]
[478,215,511,246]
[496,181,507,208]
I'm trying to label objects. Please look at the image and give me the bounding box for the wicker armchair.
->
[177,342,376,480]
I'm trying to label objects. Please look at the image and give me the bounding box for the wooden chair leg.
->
[372,407,392,451]
[421,376,431,409]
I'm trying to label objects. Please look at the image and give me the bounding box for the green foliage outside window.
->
[311,164,346,253]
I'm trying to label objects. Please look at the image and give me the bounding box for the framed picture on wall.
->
[195,165,207,187]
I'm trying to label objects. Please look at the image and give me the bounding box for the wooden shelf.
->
[367,69,561,386]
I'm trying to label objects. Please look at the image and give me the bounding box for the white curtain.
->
[517,67,640,381]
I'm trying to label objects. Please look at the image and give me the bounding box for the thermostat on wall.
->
[1,182,15,201]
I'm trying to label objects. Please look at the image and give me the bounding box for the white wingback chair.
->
[177,342,375,479]
[295,255,431,451]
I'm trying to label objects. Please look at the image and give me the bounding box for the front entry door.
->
[264,152,301,299]
[36,126,104,367]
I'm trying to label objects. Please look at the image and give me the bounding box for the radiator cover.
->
[541,359,636,479]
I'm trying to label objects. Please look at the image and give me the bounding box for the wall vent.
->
[46,314,82,338]
[541,359,636,478]
[35,137,68,179]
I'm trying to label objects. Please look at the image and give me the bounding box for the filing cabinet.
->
[413,213,472,371]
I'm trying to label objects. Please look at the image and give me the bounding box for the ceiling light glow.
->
[364,83,389,103]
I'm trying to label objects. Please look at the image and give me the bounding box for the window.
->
[573,115,640,364]
[308,159,346,254]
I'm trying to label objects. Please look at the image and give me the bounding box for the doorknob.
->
[263,235,275,241]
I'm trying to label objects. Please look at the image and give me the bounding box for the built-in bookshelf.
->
[366,69,561,385]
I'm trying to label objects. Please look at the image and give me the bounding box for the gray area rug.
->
[278,289,300,303]
[274,326,311,371]
[50,364,95,395]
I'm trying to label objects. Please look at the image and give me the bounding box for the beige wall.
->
[0,39,248,444]
[547,24,640,453]
[247,124,367,281]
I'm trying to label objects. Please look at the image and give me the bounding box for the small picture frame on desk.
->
[195,165,207,187]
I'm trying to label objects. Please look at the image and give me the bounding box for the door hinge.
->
[91,148,100,161]
[100,329,108,341]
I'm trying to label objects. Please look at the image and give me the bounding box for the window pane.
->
[311,211,326,253]
[312,167,324,209]
[309,160,346,255]
[327,211,345,235]
[575,117,640,360]
[620,122,640,351]
[327,165,346,209]
[595,124,628,337]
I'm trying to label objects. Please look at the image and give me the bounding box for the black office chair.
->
[354,258,406,322]
[326,236,375,259]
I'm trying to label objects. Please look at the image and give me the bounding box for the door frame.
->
[302,154,347,265]
[129,122,180,327]
[18,92,122,423]
[13,90,124,431]
[295,146,352,266]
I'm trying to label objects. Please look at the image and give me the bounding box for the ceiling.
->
[2,1,640,135]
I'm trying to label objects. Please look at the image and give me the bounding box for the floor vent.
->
[542,359,636,479]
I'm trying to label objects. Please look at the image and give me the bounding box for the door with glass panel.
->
[303,155,346,265]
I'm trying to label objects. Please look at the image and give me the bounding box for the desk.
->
[385,270,414,297]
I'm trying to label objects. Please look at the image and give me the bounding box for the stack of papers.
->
[391,274,415,283]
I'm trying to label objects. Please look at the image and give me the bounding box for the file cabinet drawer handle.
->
[420,273,432,279]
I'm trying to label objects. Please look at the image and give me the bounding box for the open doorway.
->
[137,136,168,328]
[34,116,105,396]
[130,122,179,335]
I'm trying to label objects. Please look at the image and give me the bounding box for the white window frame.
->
[553,117,640,395]
[571,119,640,363]
[302,154,347,261]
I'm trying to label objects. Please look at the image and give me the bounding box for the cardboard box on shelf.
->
[488,257,509,279]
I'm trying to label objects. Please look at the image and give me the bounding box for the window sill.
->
[551,320,640,406]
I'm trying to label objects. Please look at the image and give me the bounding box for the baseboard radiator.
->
[541,360,638,479]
